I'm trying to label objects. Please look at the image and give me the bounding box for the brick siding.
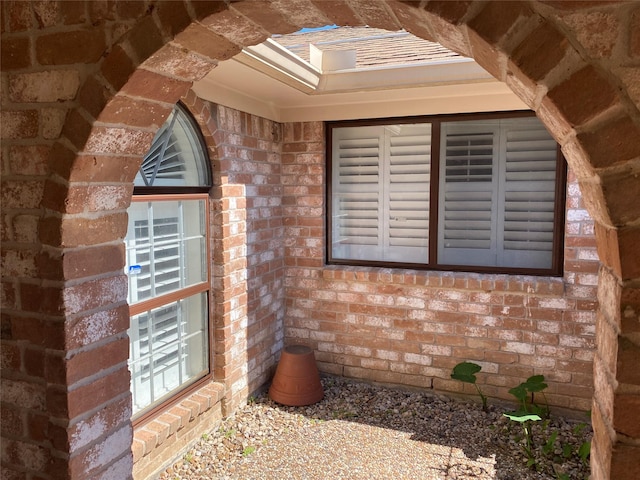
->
[280,120,598,412]
[207,103,286,410]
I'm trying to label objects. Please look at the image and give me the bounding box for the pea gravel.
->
[159,376,591,480]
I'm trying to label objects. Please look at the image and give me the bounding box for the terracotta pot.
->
[268,345,324,406]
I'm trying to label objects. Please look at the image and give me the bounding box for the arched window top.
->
[135,103,212,189]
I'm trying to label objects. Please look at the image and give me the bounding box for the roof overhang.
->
[192,38,528,123]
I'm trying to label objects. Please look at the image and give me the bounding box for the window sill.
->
[321,264,566,294]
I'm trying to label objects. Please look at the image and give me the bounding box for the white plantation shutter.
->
[331,124,430,263]
[128,216,178,303]
[332,126,382,260]
[499,118,557,268]
[438,123,497,266]
[126,199,209,417]
[438,117,557,268]
[129,293,208,414]
[138,114,186,185]
[387,126,431,262]
[135,104,211,187]
[127,201,207,304]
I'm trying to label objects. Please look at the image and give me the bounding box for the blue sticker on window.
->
[128,265,142,275]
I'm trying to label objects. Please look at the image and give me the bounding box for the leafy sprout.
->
[509,375,550,417]
[451,361,488,411]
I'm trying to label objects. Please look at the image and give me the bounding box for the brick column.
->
[33,140,142,478]
[592,222,640,480]
[612,229,640,479]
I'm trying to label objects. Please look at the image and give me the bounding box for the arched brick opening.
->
[2,1,638,479]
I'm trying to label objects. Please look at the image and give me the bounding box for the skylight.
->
[292,24,338,34]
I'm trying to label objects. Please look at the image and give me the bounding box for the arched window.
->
[125,103,212,420]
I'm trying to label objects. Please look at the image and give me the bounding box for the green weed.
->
[450,362,591,476]
[242,446,256,457]
[450,361,488,411]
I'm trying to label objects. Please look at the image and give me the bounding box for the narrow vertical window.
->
[126,103,212,419]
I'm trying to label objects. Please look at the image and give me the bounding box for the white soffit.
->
[192,34,528,123]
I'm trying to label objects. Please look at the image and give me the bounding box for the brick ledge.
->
[131,382,225,464]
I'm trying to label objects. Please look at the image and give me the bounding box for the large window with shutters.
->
[126,103,212,420]
[328,112,566,275]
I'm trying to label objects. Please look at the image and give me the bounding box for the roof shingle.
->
[272,26,463,69]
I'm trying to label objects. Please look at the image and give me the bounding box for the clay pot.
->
[268,345,324,406]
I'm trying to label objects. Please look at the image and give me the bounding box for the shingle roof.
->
[272,26,463,69]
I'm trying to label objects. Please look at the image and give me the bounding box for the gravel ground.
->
[159,376,591,480]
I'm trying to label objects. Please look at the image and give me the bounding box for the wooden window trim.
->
[128,283,209,317]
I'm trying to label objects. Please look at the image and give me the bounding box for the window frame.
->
[326,110,567,276]
[128,194,211,319]
[127,103,214,427]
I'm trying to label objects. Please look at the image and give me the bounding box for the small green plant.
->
[577,440,591,465]
[220,427,236,439]
[503,411,542,468]
[183,452,194,464]
[508,375,550,418]
[573,422,588,436]
[542,429,559,456]
[504,374,558,471]
[332,408,358,419]
[242,445,256,457]
[450,361,488,411]
[451,365,591,477]
[201,432,209,441]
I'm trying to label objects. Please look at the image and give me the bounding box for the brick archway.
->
[2,2,638,479]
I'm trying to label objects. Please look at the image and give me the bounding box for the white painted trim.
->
[193,67,527,123]
[235,39,321,93]
[192,40,528,123]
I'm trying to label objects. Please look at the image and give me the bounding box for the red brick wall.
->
[207,103,285,409]
[203,103,601,412]
[282,121,598,411]
[204,106,600,412]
